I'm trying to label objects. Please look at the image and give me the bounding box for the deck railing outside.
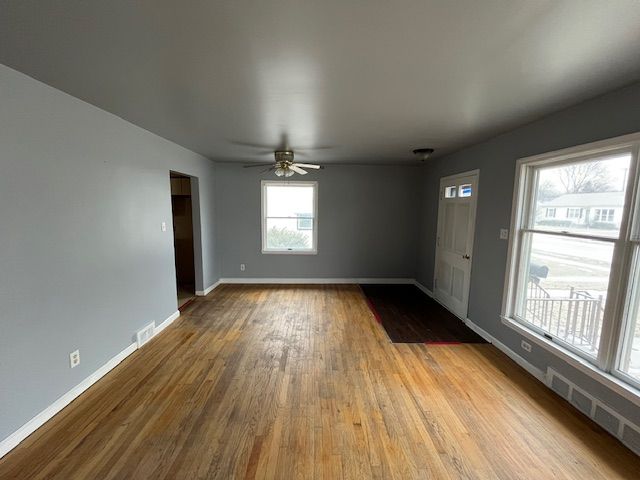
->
[525,279,603,353]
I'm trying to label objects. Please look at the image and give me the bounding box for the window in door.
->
[459,184,473,197]
[444,186,457,198]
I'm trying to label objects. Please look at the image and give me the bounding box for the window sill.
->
[261,249,317,255]
[501,315,640,407]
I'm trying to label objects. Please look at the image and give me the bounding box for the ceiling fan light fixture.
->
[413,148,435,162]
[243,148,322,177]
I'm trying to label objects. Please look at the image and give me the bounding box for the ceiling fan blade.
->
[252,150,276,155]
[293,145,333,151]
[231,134,331,152]
[289,165,308,175]
[243,163,276,168]
[293,163,322,169]
[230,140,275,149]
[261,166,276,173]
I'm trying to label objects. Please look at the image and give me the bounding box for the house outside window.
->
[537,192,624,231]
[502,133,640,394]
[296,214,313,231]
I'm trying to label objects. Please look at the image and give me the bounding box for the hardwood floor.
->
[1,285,638,479]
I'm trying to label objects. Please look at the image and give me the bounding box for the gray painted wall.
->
[215,163,421,279]
[417,81,640,425]
[0,64,218,441]
[3,54,639,453]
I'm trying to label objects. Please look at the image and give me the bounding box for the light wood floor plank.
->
[0,284,638,479]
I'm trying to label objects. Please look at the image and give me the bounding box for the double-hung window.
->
[503,133,640,393]
[567,208,582,219]
[261,181,317,254]
[594,208,615,223]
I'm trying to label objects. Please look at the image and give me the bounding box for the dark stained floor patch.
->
[360,284,487,344]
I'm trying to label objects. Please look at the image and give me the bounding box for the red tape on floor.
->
[365,297,382,324]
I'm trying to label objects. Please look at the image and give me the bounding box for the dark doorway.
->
[170,172,196,309]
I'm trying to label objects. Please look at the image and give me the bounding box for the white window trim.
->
[501,131,640,402]
[261,180,318,255]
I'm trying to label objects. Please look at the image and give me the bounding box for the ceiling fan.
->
[243,150,323,177]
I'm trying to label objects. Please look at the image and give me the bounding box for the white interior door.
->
[434,171,479,319]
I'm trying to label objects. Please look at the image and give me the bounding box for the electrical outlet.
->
[69,350,80,368]
[499,228,509,240]
[161,221,167,232]
[521,340,532,353]
[240,263,246,271]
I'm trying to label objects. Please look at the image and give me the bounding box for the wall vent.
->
[136,323,155,348]
[547,368,640,456]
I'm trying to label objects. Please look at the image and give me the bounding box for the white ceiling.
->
[1,1,640,163]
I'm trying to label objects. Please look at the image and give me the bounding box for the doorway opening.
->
[434,170,479,319]
[170,171,196,309]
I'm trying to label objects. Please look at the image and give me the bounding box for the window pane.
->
[459,184,472,197]
[617,248,640,383]
[444,186,457,198]
[265,218,313,250]
[516,232,614,357]
[266,185,314,217]
[533,154,631,237]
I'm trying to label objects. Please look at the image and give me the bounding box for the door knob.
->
[463,254,470,259]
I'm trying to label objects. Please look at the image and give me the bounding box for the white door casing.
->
[434,170,479,319]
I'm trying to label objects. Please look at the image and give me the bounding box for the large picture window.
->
[503,133,640,394]
[261,181,317,254]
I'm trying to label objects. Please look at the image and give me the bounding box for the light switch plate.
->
[161,221,167,232]
[499,228,509,240]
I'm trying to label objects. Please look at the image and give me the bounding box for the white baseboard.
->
[218,277,415,285]
[501,316,640,408]
[413,280,433,297]
[463,318,546,384]
[412,280,546,383]
[413,282,640,456]
[464,316,640,456]
[155,310,180,335]
[0,309,180,460]
[0,342,136,458]
[195,280,221,296]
